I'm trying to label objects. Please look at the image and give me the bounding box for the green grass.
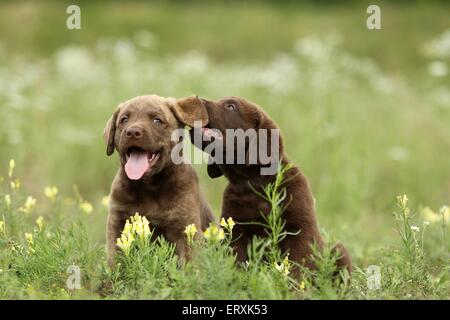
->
[0,1,449,299]
[1,163,448,299]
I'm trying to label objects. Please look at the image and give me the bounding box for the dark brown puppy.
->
[189,96,352,275]
[104,95,215,266]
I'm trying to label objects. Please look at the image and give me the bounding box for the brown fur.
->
[189,96,352,275]
[104,95,215,266]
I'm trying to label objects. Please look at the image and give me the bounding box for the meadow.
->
[0,1,449,299]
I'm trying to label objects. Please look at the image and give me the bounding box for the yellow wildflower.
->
[184,224,197,244]
[397,194,408,208]
[21,196,36,214]
[220,217,227,228]
[116,233,133,256]
[130,213,151,240]
[10,179,20,192]
[4,194,11,209]
[25,232,34,246]
[8,159,15,178]
[131,213,143,233]
[299,281,306,291]
[44,186,58,202]
[0,220,4,234]
[274,254,291,277]
[116,213,152,256]
[123,220,132,234]
[396,194,410,216]
[227,217,235,230]
[203,224,225,244]
[79,201,93,214]
[220,217,236,232]
[140,216,151,240]
[35,216,44,231]
[101,196,110,208]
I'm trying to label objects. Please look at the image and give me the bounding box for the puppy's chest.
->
[115,193,171,227]
[224,186,271,221]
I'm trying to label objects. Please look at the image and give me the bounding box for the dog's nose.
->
[126,126,143,139]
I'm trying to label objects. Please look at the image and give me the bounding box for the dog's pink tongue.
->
[202,128,222,140]
[125,151,149,180]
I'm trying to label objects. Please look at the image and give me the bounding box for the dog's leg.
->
[106,213,125,267]
[331,243,352,278]
[281,234,320,271]
[165,228,191,265]
[232,231,250,263]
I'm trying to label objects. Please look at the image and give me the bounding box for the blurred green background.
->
[0,0,449,263]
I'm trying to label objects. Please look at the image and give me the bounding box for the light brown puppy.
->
[104,95,215,266]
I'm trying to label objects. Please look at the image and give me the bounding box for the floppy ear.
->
[103,105,121,156]
[171,95,209,127]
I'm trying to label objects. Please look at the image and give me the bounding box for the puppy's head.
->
[189,96,282,178]
[104,95,208,180]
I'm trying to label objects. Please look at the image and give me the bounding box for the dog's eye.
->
[153,117,163,125]
[120,116,128,124]
[226,103,237,111]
